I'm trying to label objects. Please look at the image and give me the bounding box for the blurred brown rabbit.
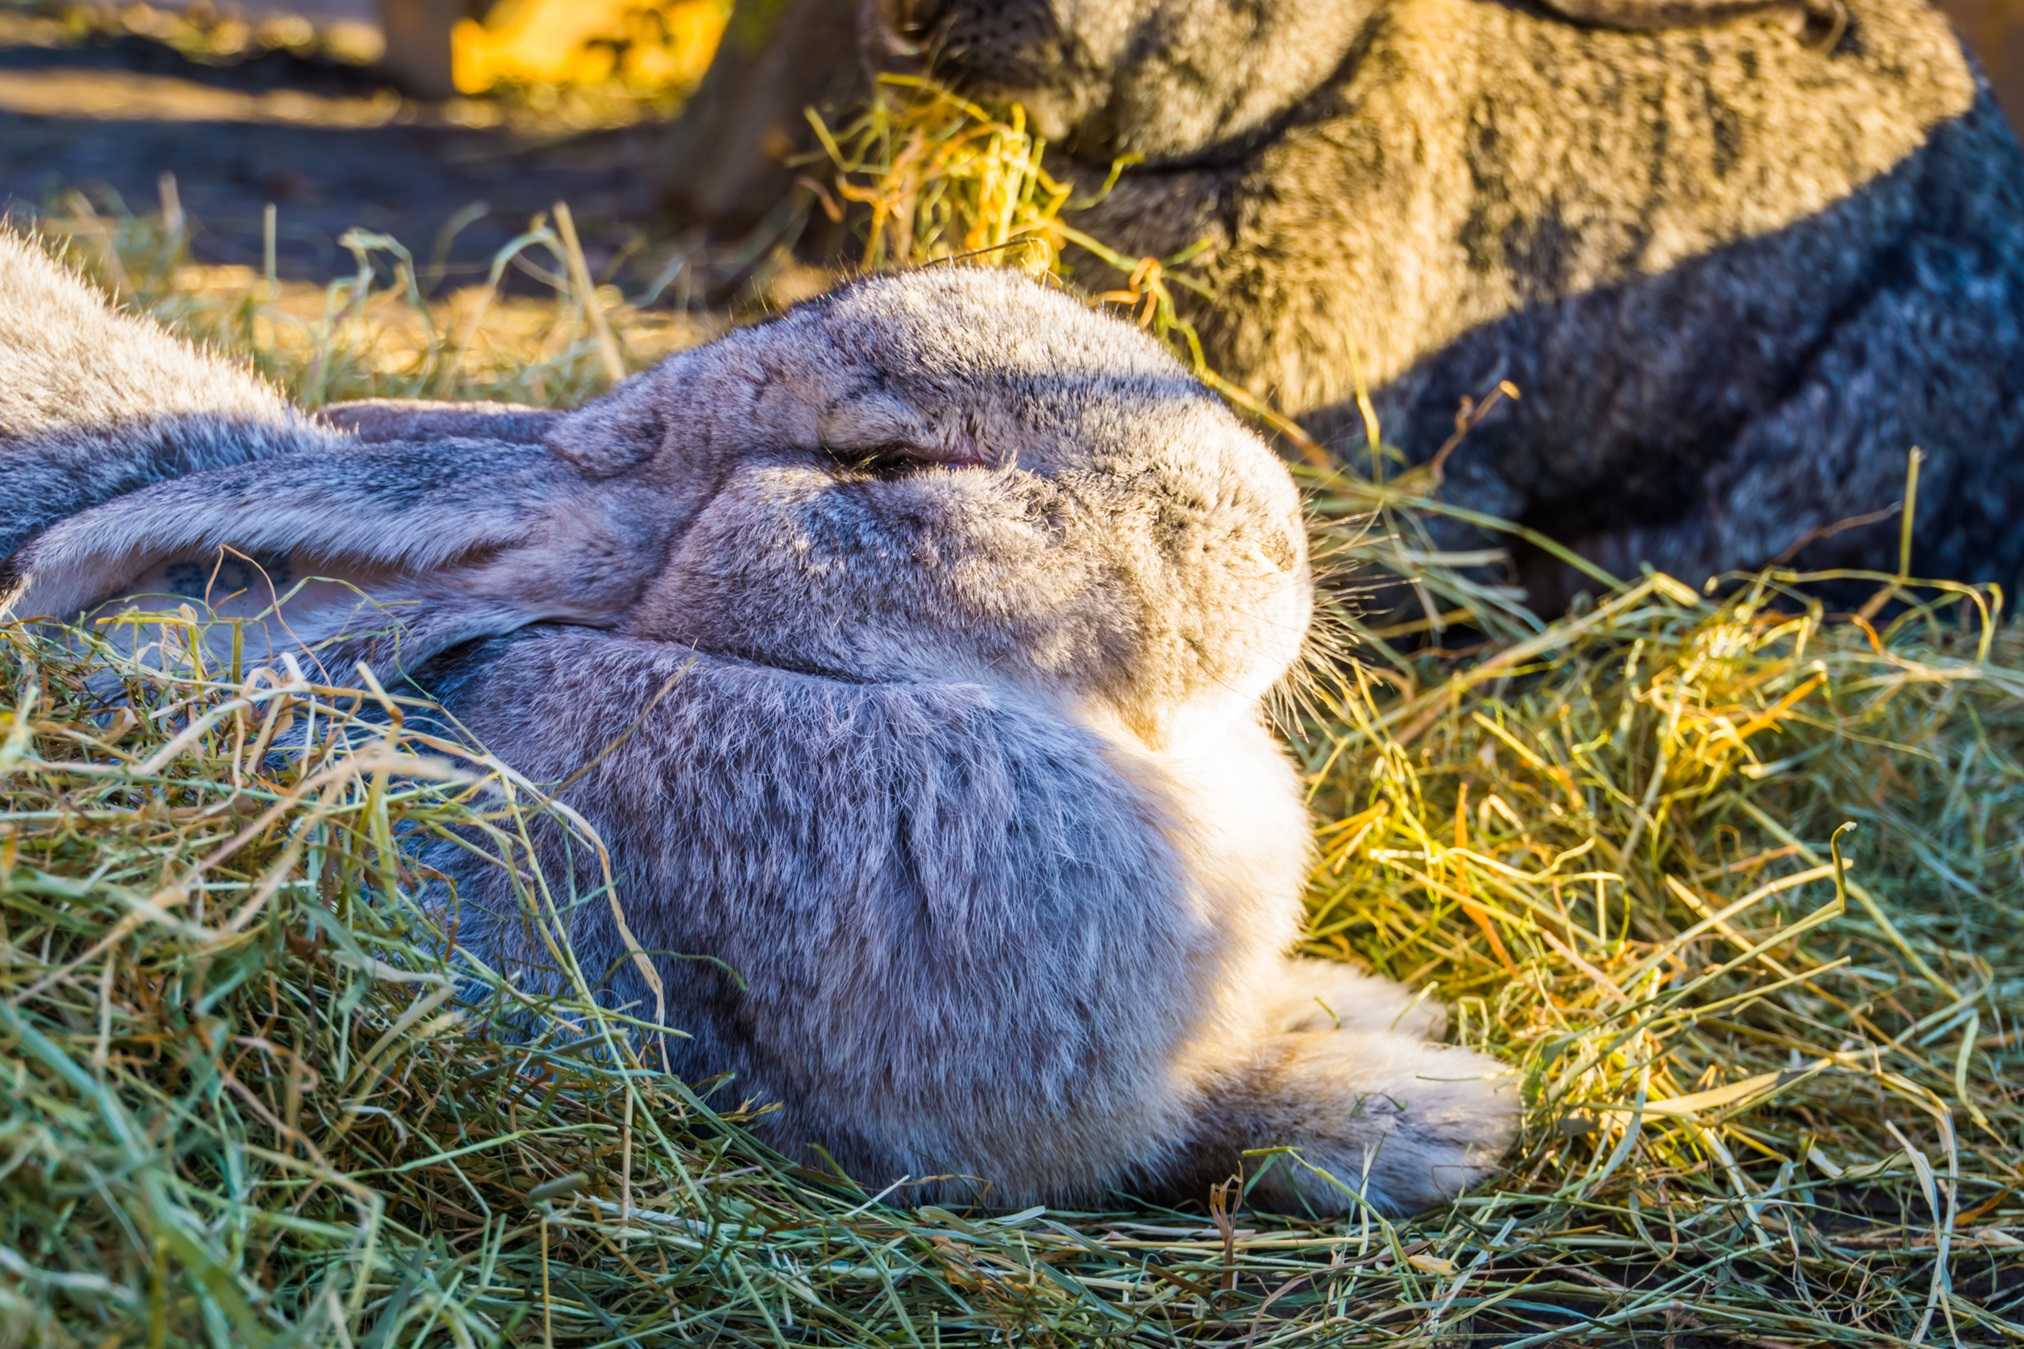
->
[864,0,2024,607]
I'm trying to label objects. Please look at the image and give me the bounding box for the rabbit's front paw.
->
[1356,1042,1521,1214]
[1241,1032,1520,1217]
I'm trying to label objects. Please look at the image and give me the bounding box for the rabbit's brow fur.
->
[875,0,2024,604]
[0,232,1517,1216]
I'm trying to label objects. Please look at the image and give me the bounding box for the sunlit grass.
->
[46,201,718,409]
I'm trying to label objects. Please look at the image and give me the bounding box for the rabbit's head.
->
[861,0,1370,165]
[555,266,1311,743]
[6,267,1308,745]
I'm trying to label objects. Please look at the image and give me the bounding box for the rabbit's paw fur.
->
[1264,958,1451,1041]
[1212,1031,1520,1217]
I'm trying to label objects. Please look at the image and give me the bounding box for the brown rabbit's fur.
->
[872,0,2024,603]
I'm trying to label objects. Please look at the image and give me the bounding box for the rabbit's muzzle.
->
[860,0,935,67]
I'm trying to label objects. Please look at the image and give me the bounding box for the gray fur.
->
[0,227,310,565]
[317,399,563,446]
[0,234,1517,1216]
[870,0,2024,602]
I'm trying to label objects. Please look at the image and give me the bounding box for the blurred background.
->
[0,0,861,308]
[2,0,2020,322]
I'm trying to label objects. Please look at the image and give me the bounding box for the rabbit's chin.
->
[1070,690,1289,761]
[634,624,1265,751]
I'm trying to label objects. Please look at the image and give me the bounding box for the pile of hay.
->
[2,130,2020,1343]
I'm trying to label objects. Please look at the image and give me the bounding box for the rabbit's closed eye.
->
[823,442,938,476]
[821,440,998,475]
[814,389,998,472]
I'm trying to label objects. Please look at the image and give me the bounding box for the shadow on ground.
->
[0,15,669,284]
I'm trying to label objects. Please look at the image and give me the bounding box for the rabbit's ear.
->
[322,375,677,479]
[1,435,668,680]
[318,399,563,446]
[544,369,674,478]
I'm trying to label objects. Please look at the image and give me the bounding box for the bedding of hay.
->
[2,121,2021,1344]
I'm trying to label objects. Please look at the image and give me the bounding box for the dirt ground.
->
[0,11,679,287]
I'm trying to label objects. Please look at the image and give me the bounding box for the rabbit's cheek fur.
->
[628,450,1310,747]
[628,463,1118,689]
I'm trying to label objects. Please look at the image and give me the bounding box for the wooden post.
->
[1938,0,2024,133]
[375,0,485,98]
[657,0,865,238]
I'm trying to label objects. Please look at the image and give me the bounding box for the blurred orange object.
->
[451,0,730,95]
[1940,0,2024,129]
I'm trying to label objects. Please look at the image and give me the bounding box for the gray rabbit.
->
[0,230,1517,1216]
[863,0,2024,605]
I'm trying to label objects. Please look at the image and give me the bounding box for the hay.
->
[2,152,2022,1344]
[810,78,1330,462]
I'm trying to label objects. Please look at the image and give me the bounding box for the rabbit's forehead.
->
[817,271,1180,382]
[785,270,1296,489]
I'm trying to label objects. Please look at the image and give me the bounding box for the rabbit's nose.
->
[861,0,937,65]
